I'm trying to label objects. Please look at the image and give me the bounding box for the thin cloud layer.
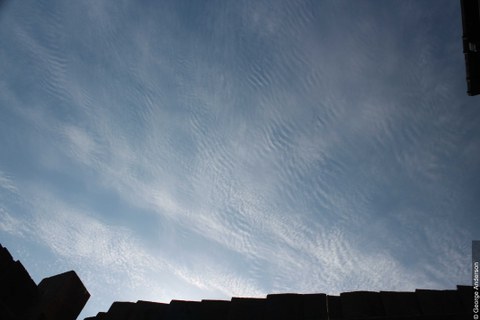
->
[0,0,478,318]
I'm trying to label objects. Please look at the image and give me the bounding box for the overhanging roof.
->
[460,0,480,96]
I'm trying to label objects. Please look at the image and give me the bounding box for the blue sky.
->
[0,0,479,318]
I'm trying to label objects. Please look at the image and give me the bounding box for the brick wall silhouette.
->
[0,243,473,320]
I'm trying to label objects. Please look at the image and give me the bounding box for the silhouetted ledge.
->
[0,243,90,320]
[0,243,474,320]
[460,0,480,96]
[86,287,472,320]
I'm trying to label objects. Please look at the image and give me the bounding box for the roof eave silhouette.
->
[460,0,480,96]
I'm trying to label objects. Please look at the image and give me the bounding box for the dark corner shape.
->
[0,243,90,320]
[460,0,480,96]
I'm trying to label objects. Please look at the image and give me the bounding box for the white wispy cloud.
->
[0,171,18,194]
[0,208,32,238]
[0,179,268,311]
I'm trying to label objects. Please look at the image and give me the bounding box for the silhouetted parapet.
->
[86,286,473,320]
[34,270,90,320]
[199,300,230,320]
[303,294,327,320]
[457,285,473,318]
[443,290,465,315]
[0,244,14,272]
[0,244,37,319]
[340,291,385,319]
[127,301,169,320]
[265,293,303,320]
[380,291,422,317]
[12,243,472,319]
[84,311,107,320]
[165,300,202,320]
[326,295,342,320]
[101,302,136,320]
[460,0,480,96]
[0,260,38,317]
[415,289,459,317]
[228,297,265,320]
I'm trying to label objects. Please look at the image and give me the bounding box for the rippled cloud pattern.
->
[0,0,479,318]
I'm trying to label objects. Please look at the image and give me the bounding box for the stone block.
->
[340,291,385,319]
[302,294,327,320]
[128,300,169,320]
[164,300,201,320]
[84,313,106,320]
[199,300,230,320]
[326,296,342,320]
[104,302,136,320]
[0,260,38,316]
[264,293,303,320]
[0,245,14,275]
[442,290,464,314]
[228,297,265,320]
[415,289,455,316]
[94,311,108,320]
[35,270,90,320]
[83,312,107,320]
[456,285,473,316]
[380,291,421,317]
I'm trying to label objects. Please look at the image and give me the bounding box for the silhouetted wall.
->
[0,243,473,320]
[84,287,472,320]
[0,244,90,320]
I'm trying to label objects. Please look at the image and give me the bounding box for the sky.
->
[0,0,479,318]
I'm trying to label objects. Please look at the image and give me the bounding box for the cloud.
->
[0,208,31,238]
[0,3,474,319]
[62,125,99,166]
[0,179,268,312]
[0,171,18,194]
